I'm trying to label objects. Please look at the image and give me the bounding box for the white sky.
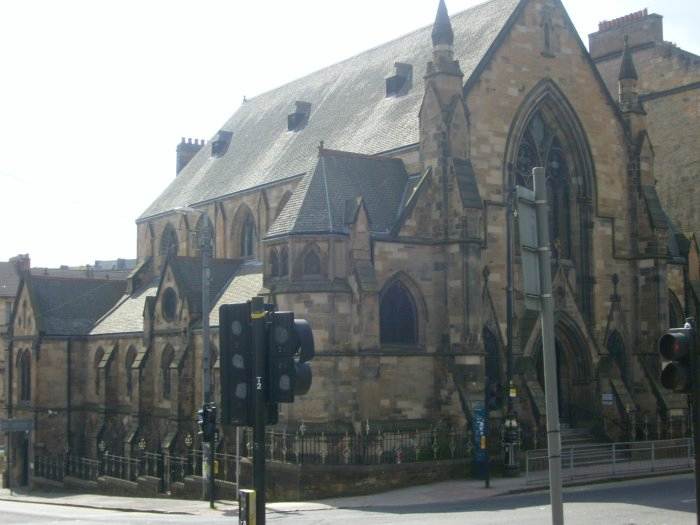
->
[1,0,698,268]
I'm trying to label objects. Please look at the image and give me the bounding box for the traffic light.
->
[197,403,217,442]
[267,311,315,403]
[659,321,697,393]
[219,303,254,426]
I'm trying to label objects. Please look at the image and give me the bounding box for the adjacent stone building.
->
[4,0,697,490]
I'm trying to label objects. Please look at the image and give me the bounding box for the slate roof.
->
[27,276,126,336]
[267,149,409,237]
[209,261,263,327]
[167,257,244,318]
[0,262,20,298]
[30,267,131,280]
[90,280,159,335]
[139,0,521,221]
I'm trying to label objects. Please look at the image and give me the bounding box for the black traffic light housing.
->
[659,321,697,394]
[197,403,217,443]
[219,303,255,426]
[267,311,315,404]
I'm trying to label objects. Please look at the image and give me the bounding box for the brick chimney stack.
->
[10,254,30,274]
[176,137,205,175]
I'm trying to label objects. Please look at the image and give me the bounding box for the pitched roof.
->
[0,262,20,298]
[27,276,126,336]
[266,149,409,237]
[90,280,159,335]
[139,0,521,220]
[209,261,263,327]
[618,37,638,81]
[167,257,244,318]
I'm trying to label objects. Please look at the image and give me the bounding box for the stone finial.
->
[618,35,638,81]
[431,0,454,47]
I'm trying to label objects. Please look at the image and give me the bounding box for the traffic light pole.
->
[534,167,564,525]
[251,297,267,525]
[690,319,700,525]
[200,218,215,508]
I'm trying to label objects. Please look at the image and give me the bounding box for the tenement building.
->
[4,0,698,491]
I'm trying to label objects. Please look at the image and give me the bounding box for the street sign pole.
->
[251,297,267,525]
[533,167,564,525]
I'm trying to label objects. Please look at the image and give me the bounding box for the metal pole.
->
[200,218,214,508]
[236,426,241,494]
[689,318,700,525]
[506,186,515,415]
[251,297,267,525]
[533,167,564,524]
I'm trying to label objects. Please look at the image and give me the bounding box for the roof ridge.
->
[243,0,506,104]
[321,148,399,161]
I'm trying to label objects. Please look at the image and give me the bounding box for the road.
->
[0,474,696,524]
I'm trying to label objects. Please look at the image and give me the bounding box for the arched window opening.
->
[275,192,292,220]
[514,112,573,260]
[380,280,418,345]
[240,213,257,258]
[483,328,502,410]
[126,346,137,398]
[270,249,280,277]
[162,346,175,400]
[280,247,289,276]
[669,292,683,328]
[94,347,105,395]
[19,350,31,401]
[159,224,179,258]
[607,331,627,384]
[302,249,322,276]
[195,215,216,257]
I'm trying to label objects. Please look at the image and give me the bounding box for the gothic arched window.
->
[240,213,257,258]
[19,350,31,401]
[380,280,418,345]
[514,111,572,259]
[195,215,216,257]
[162,346,175,400]
[607,331,627,383]
[94,347,105,395]
[280,247,289,276]
[270,249,280,277]
[159,224,179,258]
[125,346,137,398]
[302,249,321,276]
[483,328,502,410]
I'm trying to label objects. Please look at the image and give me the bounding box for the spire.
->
[618,36,638,81]
[431,0,454,47]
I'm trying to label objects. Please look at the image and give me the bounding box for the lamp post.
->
[173,206,214,507]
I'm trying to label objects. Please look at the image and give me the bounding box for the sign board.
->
[472,404,487,464]
[0,418,34,432]
[516,185,541,311]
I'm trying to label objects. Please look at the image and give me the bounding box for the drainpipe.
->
[66,339,72,455]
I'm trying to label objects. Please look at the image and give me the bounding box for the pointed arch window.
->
[280,247,289,276]
[270,249,280,277]
[302,249,321,276]
[514,111,572,259]
[240,213,257,258]
[162,346,175,400]
[195,215,216,257]
[19,349,31,401]
[606,331,627,383]
[125,346,137,398]
[159,224,179,257]
[380,280,418,345]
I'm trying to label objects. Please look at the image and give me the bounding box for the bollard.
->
[240,489,256,525]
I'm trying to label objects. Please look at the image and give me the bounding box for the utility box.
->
[239,489,256,525]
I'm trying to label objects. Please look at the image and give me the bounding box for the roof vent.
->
[211,130,233,158]
[287,101,311,131]
[386,62,413,97]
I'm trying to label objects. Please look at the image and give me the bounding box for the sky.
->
[1,0,698,268]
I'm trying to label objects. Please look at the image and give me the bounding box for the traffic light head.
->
[219,303,254,426]
[268,311,315,403]
[658,325,696,393]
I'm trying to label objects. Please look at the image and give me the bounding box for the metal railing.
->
[66,455,100,482]
[525,438,694,485]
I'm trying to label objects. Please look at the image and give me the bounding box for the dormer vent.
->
[385,62,413,97]
[287,101,311,131]
[211,130,233,158]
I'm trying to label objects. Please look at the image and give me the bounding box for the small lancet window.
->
[303,249,322,276]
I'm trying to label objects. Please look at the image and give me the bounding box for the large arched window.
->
[280,247,289,276]
[270,249,280,277]
[669,291,684,328]
[195,215,216,257]
[159,223,179,258]
[303,249,321,276]
[241,213,257,258]
[380,279,418,345]
[483,328,502,410]
[18,350,31,402]
[125,346,137,398]
[515,112,572,259]
[607,330,627,383]
[94,347,105,395]
[162,346,175,400]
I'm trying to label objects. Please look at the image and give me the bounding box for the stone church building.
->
[4,0,699,488]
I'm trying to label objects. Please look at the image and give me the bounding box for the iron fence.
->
[66,455,99,481]
[525,438,694,485]
[34,455,65,482]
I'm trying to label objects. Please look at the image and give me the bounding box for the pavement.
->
[0,476,526,517]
